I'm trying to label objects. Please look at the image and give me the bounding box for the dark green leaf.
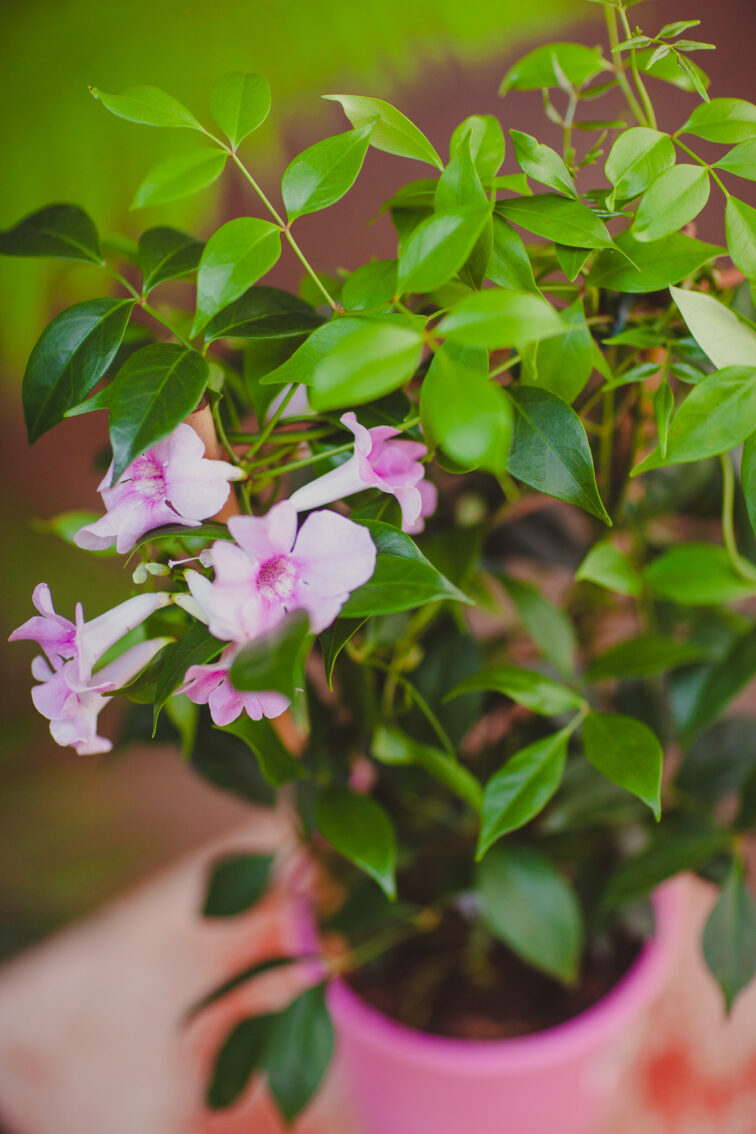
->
[681,98,756,144]
[230,610,311,701]
[510,130,576,198]
[726,196,756,280]
[439,289,563,349]
[319,619,366,689]
[507,387,611,524]
[576,541,641,595]
[486,216,540,294]
[371,726,482,812]
[203,853,274,917]
[450,115,504,181]
[742,434,756,537]
[109,343,209,478]
[324,94,442,169]
[283,123,375,221]
[397,207,489,294]
[219,715,305,786]
[264,984,334,1123]
[496,195,612,249]
[632,165,710,243]
[206,1015,274,1109]
[137,226,203,294]
[447,665,585,716]
[23,298,134,442]
[604,128,675,200]
[315,786,396,898]
[587,231,724,293]
[342,520,470,616]
[477,727,570,859]
[602,818,730,910]
[205,286,323,342]
[308,317,423,412]
[478,845,583,984]
[153,622,222,727]
[189,720,275,808]
[90,84,202,130]
[587,634,707,680]
[192,217,282,335]
[132,149,227,209]
[582,711,662,819]
[209,72,271,148]
[702,858,756,1011]
[645,544,756,605]
[683,628,756,740]
[521,297,593,403]
[188,955,299,1020]
[500,43,605,93]
[500,576,576,677]
[0,203,102,263]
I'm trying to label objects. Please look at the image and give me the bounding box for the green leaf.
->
[602,819,730,910]
[743,435,756,538]
[683,628,756,740]
[108,343,209,479]
[645,544,756,605]
[205,286,323,342]
[192,217,282,336]
[486,216,540,294]
[632,165,710,243]
[229,610,311,701]
[397,207,489,294]
[259,317,371,386]
[653,379,674,458]
[555,244,591,282]
[587,634,706,681]
[639,48,710,97]
[521,297,593,403]
[435,138,487,212]
[0,203,102,264]
[342,520,470,616]
[371,726,482,812]
[507,387,611,524]
[419,345,512,474]
[500,576,576,678]
[90,84,203,130]
[726,196,756,280]
[500,43,605,93]
[670,286,756,368]
[496,195,612,249]
[315,786,396,898]
[477,845,584,984]
[22,298,134,443]
[209,72,271,148]
[202,853,274,918]
[604,128,675,200]
[450,115,504,181]
[439,289,563,349]
[588,231,724,293]
[477,727,570,859]
[319,618,366,689]
[715,140,756,181]
[633,367,756,473]
[308,317,423,412]
[582,711,662,819]
[132,149,227,209]
[510,130,576,198]
[576,541,641,595]
[188,955,299,1020]
[702,858,756,1012]
[137,226,203,295]
[219,716,305,786]
[282,123,375,222]
[264,984,334,1123]
[681,98,756,144]
[324,94,442,169]
[206,1015,274,1109]
[446,665,586,716]
[342,260,397,311]
[153,622,221,727]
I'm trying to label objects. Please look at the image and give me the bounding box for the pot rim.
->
[318,876,687,1072]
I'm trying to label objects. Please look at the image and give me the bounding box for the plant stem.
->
[673,138,731,197]
[616,1,657,129]
[720,453,756,582]
[250,442,353,479]
[604,5,648,127]
[246,384,299,459]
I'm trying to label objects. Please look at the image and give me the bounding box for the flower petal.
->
[228,502,298,562]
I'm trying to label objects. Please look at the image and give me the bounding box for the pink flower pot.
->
[312,879,686,1134]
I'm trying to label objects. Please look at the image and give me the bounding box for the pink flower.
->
[186,500,376,638]
[288,412,437,533]
[74,423,245,555]
[178,646,289,726]
[10,584,172,754]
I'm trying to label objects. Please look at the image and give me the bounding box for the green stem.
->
[249,442,352,479]
[720,454,756,582]
[673,138,731,197]
[246,384,299,459]
[605,6,648,127]
[210,398,246,469]
[617,2,657,129]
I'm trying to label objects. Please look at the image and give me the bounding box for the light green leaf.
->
[90,84,203,130]
[209,72,271,148]
[632,165,710,242]
[500,43,606,93]
[450,115,505,181]
[555,244,592,281]
[507,387,611,524]
[477,845,584,984]
[435,137,488,212]
[645,544,756,605]
[446,664,586,716]
[497,194,613,249]
[670,286,756,368]
[726,196,756,280]
[576,540,641,595]
[420,344,511,474]
[0,203,102,264]
[582,711,662,819]
[132,149,227,209]
[324,93,442,169]
[510,129,576,198]
[486,215,540,294]
[342,260,397,311]
[137,226,203,294]
[398,207,489,294]
[588,231,724,293]
[500,576,576,678]
[681,98,756,144]
[702,858,756,1012]
[715,140,756,181]
[192,217,282,335]
[654,380,675,458]
[315,786,396,898]
[521,297,593,403]
[308,317,423,411]
[439,289,563,349]
[282,123,375,221]
[605,127,675,200]
[259,317,372,387]
[477,727,570,859]
[587,634,706,681]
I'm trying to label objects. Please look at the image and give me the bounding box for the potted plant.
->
[5,0,756,1130]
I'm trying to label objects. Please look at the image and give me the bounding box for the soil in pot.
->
[346,908,642,1040]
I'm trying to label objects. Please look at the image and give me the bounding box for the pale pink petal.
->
[92,637,173,692]
[207,680,245,726]
[288,455,366,514]
[31,655,55,681]
[405,478,439,534]
[76,593,171,679]
[392,484,423,532]
[291,510,376,631]
[229,502,298,561]
[9,584,76,662]
[31,669,74,720]
[208,540,258,588]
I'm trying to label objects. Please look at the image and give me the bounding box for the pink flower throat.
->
[256,555,298,601]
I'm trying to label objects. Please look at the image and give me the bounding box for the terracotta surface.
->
[0,822,754,1134]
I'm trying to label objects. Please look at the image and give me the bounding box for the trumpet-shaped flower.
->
[74,423,245,555]
[186,501,376,639]
[10,584,172,754]
[288,412,437,533]
[178,646,289,726]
